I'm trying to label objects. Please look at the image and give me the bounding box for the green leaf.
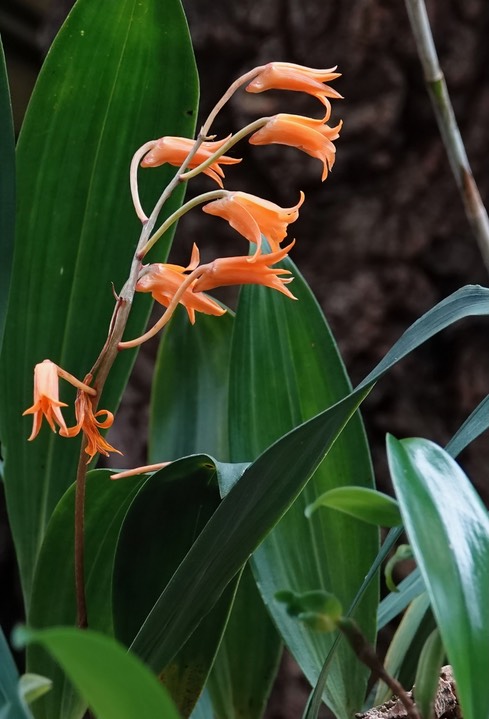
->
[0,628,34,719]
[149,307,282,718]
[229,252,378,719]
[113,456,238,717]
[18,627,181,719]
[27,469,144,719]
[0,0,198,606]
[445,393,489,457]
[377,569,425,629]
[150,307,234,462]
[0,37,15,355]
[384,544,414,593]
[128,285,489,689]
[414,629,446,719]
[208,565,282,719]
[305,487,402,527]
[18,675,52,706]
[387,436,489,719]
[374,592,431,705]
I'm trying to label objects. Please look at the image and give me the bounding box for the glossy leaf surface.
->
[229,253,377,719]
[387,436,489,719]
[0,0,198,605]
[20,628,181,719]
[129,285,489,694]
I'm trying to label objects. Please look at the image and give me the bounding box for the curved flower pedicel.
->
[246,62,342,119]
[202,191,304,257]
[140,136,241,188]
[249,113,343,181]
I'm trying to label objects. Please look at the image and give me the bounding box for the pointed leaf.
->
[128,285,489,692]
[387,436,489,719]
[19,628,181,719]
[305,487,401,527]
[113,456,238,717]
[445,393,489,457]
[229,253,377,719]
[149,307,282,718]
[0,0,198,605]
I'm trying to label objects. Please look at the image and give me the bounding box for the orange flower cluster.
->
[23,360,120,462]
[136,62,342,327]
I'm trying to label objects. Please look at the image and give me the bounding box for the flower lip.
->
[60,390,121,464]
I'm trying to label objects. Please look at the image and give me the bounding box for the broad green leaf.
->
[0,628,34,719]
[305,487,402,527]
[149,307,282,718]
[0,0,198,606]
[113,456,238,717]
[303,527,403,719]
[387,436,489,719]
[128,285,489,691]
[229,253,378,719]
[208,565,281,719]
[19,628,181,719]
[0,37,15,355]
[150,307,234,462]
[28,470,144,719]
[374,592,431,705]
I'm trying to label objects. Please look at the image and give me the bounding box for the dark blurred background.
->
[2,0,489,716]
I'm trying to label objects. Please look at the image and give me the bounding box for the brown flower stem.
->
[337,618,420,719]
[404,0,489,272]
[74,436,89,629]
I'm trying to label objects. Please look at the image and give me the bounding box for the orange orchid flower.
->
[246,62,342,119]
[136,246,227,324]
[202,191,304,257]
[61,390,121,463]
[193,241,297,299]
[140,136,241,188]
[23,359,68,440]
[249,114,342,181]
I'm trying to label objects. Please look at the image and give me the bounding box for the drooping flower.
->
[23,360,68,440]
[140,136,241,188]
[193,241,297,299]
[61,390,121,463]
[246,62,342,119]
[249,114,342,181]
[202,191,304,257]
[136,246,227,324]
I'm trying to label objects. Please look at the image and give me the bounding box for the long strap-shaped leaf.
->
[387,436,489,719]
[228,255,377,719]
[0,36,15,357]
[129,285,489,674]
[0,0,198,606]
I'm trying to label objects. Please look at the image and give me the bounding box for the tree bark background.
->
[1,0,489,716]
